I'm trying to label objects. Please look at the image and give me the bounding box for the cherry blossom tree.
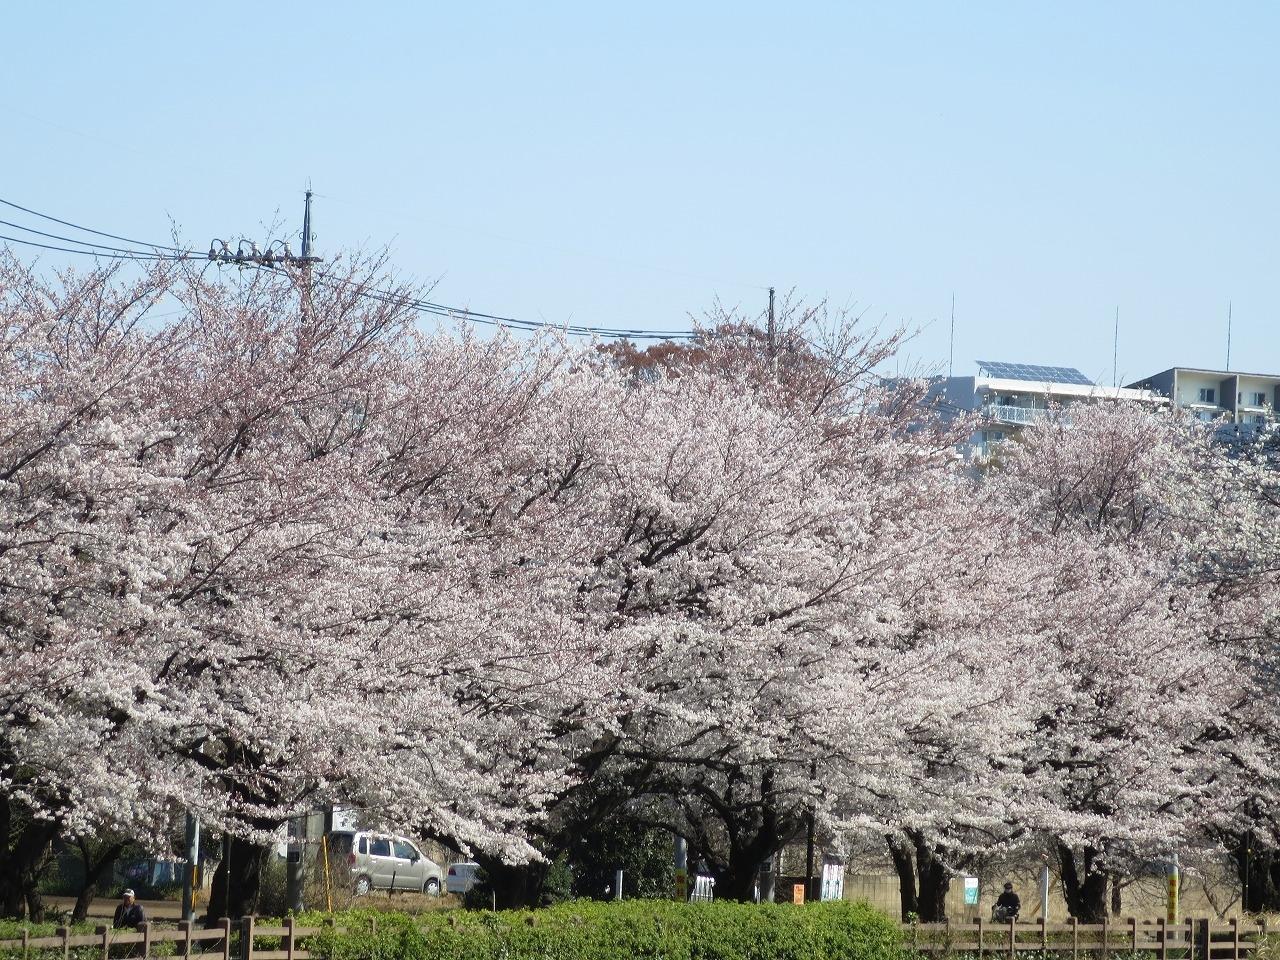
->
[985,403,1245,921]
[5,249,1276,924]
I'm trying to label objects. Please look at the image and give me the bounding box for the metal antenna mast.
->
[948,293,955,379]
[1113,306,1119,387]
[1226,300,1233,372]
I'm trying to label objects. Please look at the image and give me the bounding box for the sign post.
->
[674,836,688,902]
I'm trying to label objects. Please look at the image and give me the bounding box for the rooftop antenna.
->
[1112,305,1119,387]
[947,292,955,378]
[1226,300,1232,371]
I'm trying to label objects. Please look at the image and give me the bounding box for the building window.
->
[1253,392,1268,406]
[1198,387,1215,404]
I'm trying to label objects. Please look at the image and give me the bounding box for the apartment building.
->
[1125,367,1280,431]
[929,360,1165,456]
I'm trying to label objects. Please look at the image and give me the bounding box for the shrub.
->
[299,899,900,960]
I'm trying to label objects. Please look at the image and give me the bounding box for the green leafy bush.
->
[299,899,900,960]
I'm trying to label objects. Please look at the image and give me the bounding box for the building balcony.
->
[982,404,1052,426]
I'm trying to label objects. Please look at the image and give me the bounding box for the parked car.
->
[446,861,480,895]
[327,830,444,895]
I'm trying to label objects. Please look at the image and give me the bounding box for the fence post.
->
[96,925,110,960]
[220,917,233,960]
[57,926,69,960]
[1041,917,1048,954]
[976,915,983,960]
[1131,917,1139,954]
[1231,917,1240,960]
[1197,918,1211,960]
[285,916,295,960]
[1159,917,1168,960]
[1009,918,1016,959]
[142,921,152,960]
[1070,917,1078,960]
[178,920,192,960]
[1102,916,1110,960]
[912,920,919,954]
[240,916,255,960]
[22,927,30,960]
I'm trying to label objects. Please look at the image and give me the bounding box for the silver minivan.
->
[329,830,445,895]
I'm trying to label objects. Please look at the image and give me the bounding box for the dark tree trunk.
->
[1109,874,1122,917]
[912,830,951,922]
[1058,842,1108,922]
[0,795,58,920]
[887,836,920,920]
[1231,834,1280,914]
[72,841,125,922]
[714,769,789,903]
[886,832,952,921]
[471,858,551,909]
[205,835,268,924]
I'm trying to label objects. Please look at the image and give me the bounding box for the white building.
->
[930,360,1165,456]
[1125,367,1280,434]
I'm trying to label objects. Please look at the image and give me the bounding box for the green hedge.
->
[300,900,900,960]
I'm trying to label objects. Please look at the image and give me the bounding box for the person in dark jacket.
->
[994,882,1021,920]
[112,889,146,930]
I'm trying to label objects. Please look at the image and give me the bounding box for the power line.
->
[0,192,699,342]
[308,268,697,341]
[0,232,178,260]
[0,195,195,255]
[0,217,185,259]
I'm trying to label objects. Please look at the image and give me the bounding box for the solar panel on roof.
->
[976,360,1095,386]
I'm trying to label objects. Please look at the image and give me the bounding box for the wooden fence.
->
[0,917,333,960]
[3,914,1275,960]
[905,917,1274,960]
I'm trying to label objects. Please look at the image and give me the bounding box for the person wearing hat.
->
[113,889,146,930]
[994,882,1021,921]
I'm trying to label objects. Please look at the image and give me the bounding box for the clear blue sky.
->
[5,2,1278,379]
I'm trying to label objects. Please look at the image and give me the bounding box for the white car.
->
[446,861,480,895]
[329,830,444,895]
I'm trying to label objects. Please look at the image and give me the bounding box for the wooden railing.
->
[0,917,337,960]
[904,917,1274,960]
[5,914,1273,960]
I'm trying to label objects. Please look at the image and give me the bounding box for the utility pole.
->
[205,186,322,272]
[181,813,200,921]
[673,836,688,902]
[804,759,817,901]
[767,287,776,357]
[284,186,317,917]
[299,186,317,325]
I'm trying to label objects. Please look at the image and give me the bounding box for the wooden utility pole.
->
[767,286,776,356]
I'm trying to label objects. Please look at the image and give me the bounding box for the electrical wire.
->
[0,217,192,259]
[311,269,698,342]
[0,194,699,341]
[0,195,196,255]
[0,232,179,260]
